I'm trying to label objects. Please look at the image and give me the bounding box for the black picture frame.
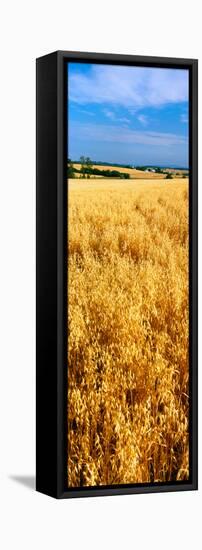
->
[36,50,198,499]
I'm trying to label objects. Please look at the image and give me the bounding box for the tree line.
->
[67,156,130,179]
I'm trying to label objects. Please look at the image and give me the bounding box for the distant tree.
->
[67,158,75,178]
[79,156,86,178]
[165,173,173,179]
[76,158,130,179]
[86,156,93,168]
[79,155,93,176]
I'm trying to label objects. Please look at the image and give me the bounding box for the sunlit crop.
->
[67,178,189,487]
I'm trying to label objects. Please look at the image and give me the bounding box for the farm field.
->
[67,177,189,487]
[73,163,188,179]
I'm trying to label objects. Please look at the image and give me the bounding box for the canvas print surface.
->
[67,62,189,488]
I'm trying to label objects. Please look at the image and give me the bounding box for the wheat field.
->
[73,163,165,178]
[73,163,188,179]
[67,178,189,487]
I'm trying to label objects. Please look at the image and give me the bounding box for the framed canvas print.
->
[36,51,198,498]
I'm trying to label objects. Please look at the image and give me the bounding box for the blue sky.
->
[68,63,189,167]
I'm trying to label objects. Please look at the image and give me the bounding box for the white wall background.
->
[0,1,201,548]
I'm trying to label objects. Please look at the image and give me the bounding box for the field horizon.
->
[72,159,189,171]
[71,163,188,180]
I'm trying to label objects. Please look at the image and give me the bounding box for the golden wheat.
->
[67,178,189,487]
[73,164,188,179]
[73,163,165,179]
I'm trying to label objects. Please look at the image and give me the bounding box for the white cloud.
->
[69,121,188,147]
[118,117,130,124]
[103,109,115,120]
[103,109,130,125]
[69,65,189,108]
[78,109,95,116]
[137,114,148,126]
